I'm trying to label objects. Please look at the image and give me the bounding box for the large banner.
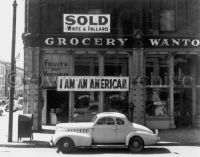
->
[57,76,129,91]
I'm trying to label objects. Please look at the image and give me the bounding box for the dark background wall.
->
[25,0,200,36]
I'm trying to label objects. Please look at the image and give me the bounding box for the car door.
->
[93,117,117,143]
[116,118,130,143]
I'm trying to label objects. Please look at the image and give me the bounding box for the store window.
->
[160,10,175,32]
[69,0,86,13]
[159,0,176,33]
[74,91,99,122]
[174,55,195,127]
[74,56,99,122]
[104,55,129,116]
[88,0,104,9]
[145,54,169,117]
[96,117,115,125]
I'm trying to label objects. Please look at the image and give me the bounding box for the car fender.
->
[53,132,92,147]
[126,131,157,146]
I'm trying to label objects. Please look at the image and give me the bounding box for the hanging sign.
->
[57,76,129,91]
[42,54,71,87]
[63,14,110,33]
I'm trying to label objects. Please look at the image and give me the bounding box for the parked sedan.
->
[0,107,3,116]
[51,112,160,153]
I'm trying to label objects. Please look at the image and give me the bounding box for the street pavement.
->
[0,108,200,157]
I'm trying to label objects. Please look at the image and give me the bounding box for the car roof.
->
[96,112,126,119]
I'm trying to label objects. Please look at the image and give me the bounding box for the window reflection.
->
[74,56,99,122]
[145,54,169,116]
[104,55,129,116]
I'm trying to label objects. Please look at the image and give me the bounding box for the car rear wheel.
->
[57,137,75,153]
[128,136,144,153]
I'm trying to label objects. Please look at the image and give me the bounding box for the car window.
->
[96,117,115,125]
[88,105,98,112]
[116,118,125,125]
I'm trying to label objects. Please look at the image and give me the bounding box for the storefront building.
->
[23,0,200,130]
[0,60,6,100]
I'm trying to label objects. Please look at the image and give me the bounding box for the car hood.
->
[132,123,153,134]
[56,122,94,129]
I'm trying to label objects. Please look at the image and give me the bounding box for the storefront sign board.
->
[40,35,133,48]
[143,36,200,48]
[42,54,71,87]
[39,35,200,49]
[63,14,110,33]
[57,76,129,91]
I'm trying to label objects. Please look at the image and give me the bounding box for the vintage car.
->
[0,107,3,116]
[5,99,23,112]
[50,112,159,153]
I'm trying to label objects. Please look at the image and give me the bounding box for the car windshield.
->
[91,115,98,122]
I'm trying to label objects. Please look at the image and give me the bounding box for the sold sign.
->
[63,14,110,33]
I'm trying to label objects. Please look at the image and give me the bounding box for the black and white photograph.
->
[0,0,200,157]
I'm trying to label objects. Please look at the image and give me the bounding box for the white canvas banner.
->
[57,76,129,91]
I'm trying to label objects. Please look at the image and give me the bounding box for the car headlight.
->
[153,129,159,134]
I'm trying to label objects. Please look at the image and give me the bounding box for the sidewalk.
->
[158,128,200,145]
[1,125,200,147]
[0,125,55,148]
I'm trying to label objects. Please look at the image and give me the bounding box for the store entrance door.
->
[174,89,192,128]
[174,55,195,128]
[47,90,69,124]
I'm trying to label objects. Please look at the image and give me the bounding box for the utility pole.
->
[8,0,17,142]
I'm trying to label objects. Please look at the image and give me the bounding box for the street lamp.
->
[8,0,17,142]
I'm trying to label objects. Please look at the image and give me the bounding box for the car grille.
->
[67,129,88,133]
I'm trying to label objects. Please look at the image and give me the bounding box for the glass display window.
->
[104,55,129,116]
[74,91,99,122]
[104,55,128,76]
[174,55,196,127]
[146,88,169,116]
[104,91,129,117]
[145,54,169,117]
[145,54,169,86]
[74,55,99,122]
[75,56,99,76]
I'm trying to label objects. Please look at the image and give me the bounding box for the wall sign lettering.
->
[57,76,129,91]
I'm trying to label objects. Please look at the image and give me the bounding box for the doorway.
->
[174,55,195,128]
[47,90,69,124]
[174,89,192,127]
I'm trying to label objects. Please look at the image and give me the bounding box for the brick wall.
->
[24,47,41,131]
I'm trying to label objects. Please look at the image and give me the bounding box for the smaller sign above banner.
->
[63,14,110,33]
[57,76,129,91]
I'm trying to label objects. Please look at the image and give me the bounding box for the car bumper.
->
[156,135,160,143]
[49,136,55,147]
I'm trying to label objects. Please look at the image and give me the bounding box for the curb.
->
[0,141,51,148]
[1,140,200,148]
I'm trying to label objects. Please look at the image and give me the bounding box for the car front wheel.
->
[57,137,75,153]
[128,136,144,153]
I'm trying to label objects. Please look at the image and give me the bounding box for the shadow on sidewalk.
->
[156,142,200,147]
[57,147,171,155]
